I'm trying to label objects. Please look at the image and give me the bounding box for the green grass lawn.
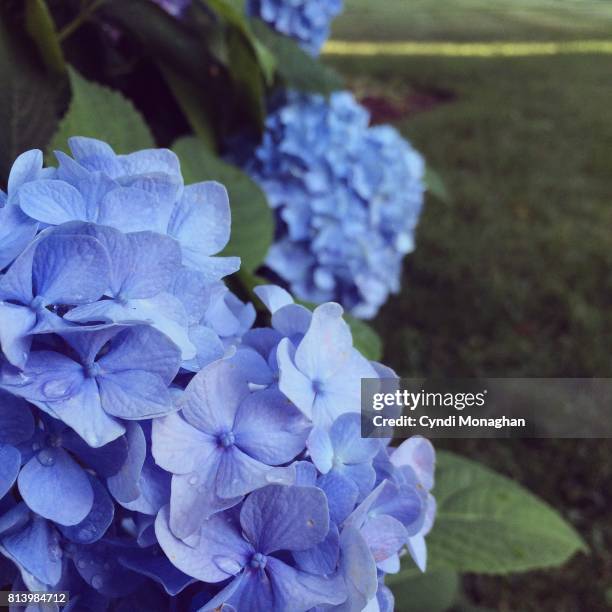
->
[327,1,612,610]
[332,0,612,42]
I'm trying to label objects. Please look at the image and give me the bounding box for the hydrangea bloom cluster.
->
[244,91,426,319]
[0,142,435,610]
[246,0,343,55]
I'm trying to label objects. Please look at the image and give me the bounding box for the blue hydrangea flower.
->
[152,360,309,537]
[155,484,347,611]
[18,138,239,281]
[246,0,343,55]
[244,92,426,318]
[0,232,110,369]
[0,141,436,609]
[1,325,181,447]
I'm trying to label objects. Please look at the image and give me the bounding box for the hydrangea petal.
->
[0,203,38,270]
[267,556,347,610]
[59,476,114,544]
[240,485,329,554]
[98,371,174,419]
[152,412,217,475]
[32,234,109,305]
[18,447,94,526]
[168,182,231,261]
[169,459,242,538]
[98,187,169,233]
[178,360,250,435]
[1,517,63,586]
[155,505,251,582]
[18,180,88,224]
[233,389,309,464]
[7,150,43,194]
[0,445,21,498]
[0,303,35,368]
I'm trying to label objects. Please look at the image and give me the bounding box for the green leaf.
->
[226,28,266,130]
[425,166,451,204]
[201,0,276,84]
[387,569,459,612]
[425,451,587,574]
[48,66,154,156]
[159,63,216,150]
[250,19,344,94]
[172,137,273,272]
[0,7,65,184]
[345,314,383,362]
[24,0,65,74]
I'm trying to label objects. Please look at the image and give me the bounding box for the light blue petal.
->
[178,360,250,435]
[32,234,109,305]
[59,476,114,544]
[240,485,329,554]
[18,447,93,526]
[233,388,309,465]
[18,180,88,224]
[267,556,347,610]
[98,370,174,419]
[0,304,35,369]
[1,517,63,586]
[152,412,217,475]
[155,505,251,582]
[168,182,231,262]
[107,422,146,504]
[277,338,315,420]
[253,285,294,314]
[98,187,169,233]
[7,150,43,195]
[0,203,38,270]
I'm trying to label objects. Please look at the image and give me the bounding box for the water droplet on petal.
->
[42,379,73,400]
[77,558,88,569]
[91,574,104,589]
[78,527,95,542]
[213,555,242,575]
[37,448,56,467]
[265,469,290,484]
[188,474,199,486]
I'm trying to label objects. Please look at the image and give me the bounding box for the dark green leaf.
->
[0,8,65,185]
[159,63,216,150]
[387,569,459,612]
[201,0,276,84]
[425,451,587,574]
[251,19,344,94]
[172,136,273,272]
[226,28,266,130]
[48,66,154,156]
[25,0,65,74]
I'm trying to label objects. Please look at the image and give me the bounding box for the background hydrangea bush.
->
[0,140,435,609]
[243,91,425,319]
[0,0,587,609]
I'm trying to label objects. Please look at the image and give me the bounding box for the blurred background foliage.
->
[328,0,612,609]
[0,0,610,609]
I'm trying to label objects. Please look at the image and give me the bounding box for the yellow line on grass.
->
[323,39,612,57]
